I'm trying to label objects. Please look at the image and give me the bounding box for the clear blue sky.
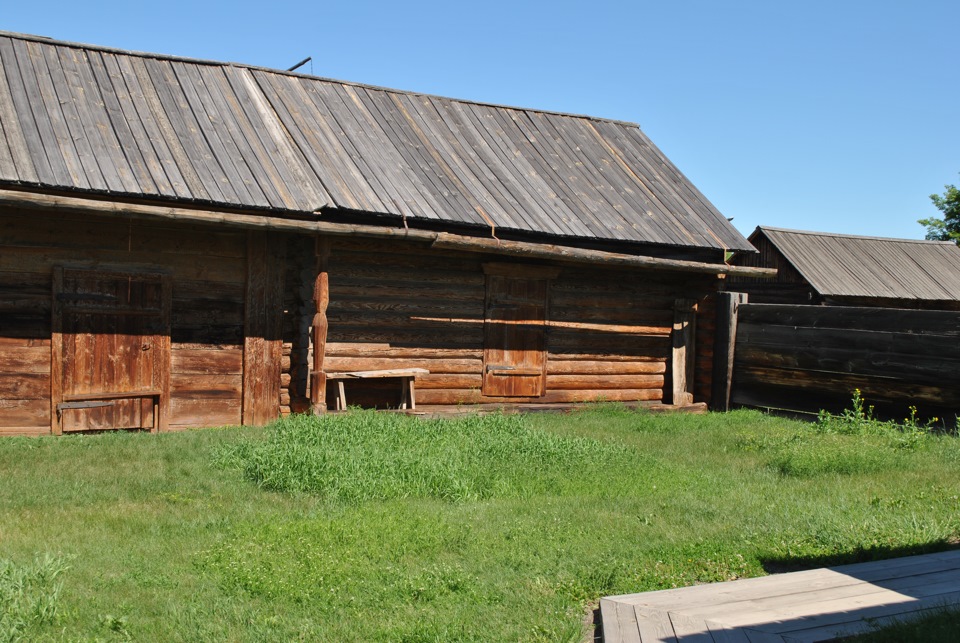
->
[5,0,958,241]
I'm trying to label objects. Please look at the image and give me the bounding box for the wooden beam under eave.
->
[0,189,777,279]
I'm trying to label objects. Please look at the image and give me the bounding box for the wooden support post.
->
[242,232,285,426]
[672,299,698,406]
[310,236,331,414]
[711,292,748,412]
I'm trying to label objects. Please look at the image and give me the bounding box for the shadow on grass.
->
[760,538,960,575]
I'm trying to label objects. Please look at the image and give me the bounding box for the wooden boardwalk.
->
[600,549,960,642]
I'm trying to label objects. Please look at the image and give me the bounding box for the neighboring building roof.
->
[749,226,960,301]
[0,31,752,253]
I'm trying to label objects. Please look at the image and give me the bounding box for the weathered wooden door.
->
[52,268,171,433]
[482,275,549,397]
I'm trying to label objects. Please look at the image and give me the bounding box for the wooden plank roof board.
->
[0,31,754,254]
[748,226,960,302]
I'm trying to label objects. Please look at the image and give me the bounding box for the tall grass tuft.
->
[217,410,635,502]
[0,554,69,643]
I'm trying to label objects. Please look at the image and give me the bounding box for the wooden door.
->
[482,275,549,397]
[52,268,171,433]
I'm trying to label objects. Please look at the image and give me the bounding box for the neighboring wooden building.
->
[728,226,960,309]
[0,32,770,436]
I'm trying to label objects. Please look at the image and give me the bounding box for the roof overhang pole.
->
[0,188,776,279]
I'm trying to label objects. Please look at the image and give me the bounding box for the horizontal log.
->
[172,348,244,375]
[0,426,50,436]
[546,352,664,363]
[547,359,665,374]
[733,366,960,408]
[0,345,51,374]
[172,304,244,329]
[169,397,241,428]
[329,282,484,303]
[0,398,49,426]
[416,387,663,405]
[736,344,960,385]
[0,245,246,284]
[171,325,244,345]
[737,322,960,358]
[0,373,49,398]
[549,306,674,325]
[325,343,483,360]
[324,356,482,374]
[175,279,245,304]
[171,374,242,399]
[0,189,774,278]
[329,264,485,287]
[545,374,664,390]
[549,293,675,310]
[417,374,483,390]
[0,294,51,314]
[326,312,484,329]
[547,320,671,336]
[1,210,248,258]
[326,328,483,349]
[327,298,483,317]
[738,303,960,336]
[0,312,51,339]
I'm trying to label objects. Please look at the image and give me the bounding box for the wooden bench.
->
[324,369,429,411]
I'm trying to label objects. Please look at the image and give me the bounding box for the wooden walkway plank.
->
[601,552,960,643]
[634,607,677,643]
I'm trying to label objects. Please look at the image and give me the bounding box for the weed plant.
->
[1,405,958,641]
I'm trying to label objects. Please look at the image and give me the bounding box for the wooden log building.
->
[727,226,960,309]
[0,31,772,436]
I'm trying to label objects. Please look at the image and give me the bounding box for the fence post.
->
[711,292,748,411]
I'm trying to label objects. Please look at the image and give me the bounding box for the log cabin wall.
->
[0,208,256,435]
[323,237,720,407]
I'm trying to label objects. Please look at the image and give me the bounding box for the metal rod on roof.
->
[287,57,312,72]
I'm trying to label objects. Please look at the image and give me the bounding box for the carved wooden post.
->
[310,236,331,414]
[672,298,698,406]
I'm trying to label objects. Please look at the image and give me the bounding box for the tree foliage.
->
[918,176,960,244]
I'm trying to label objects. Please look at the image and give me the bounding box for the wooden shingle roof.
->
[0,31,753,252]
[751,226,960,301]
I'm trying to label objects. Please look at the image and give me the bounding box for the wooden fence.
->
[712,294,960,421]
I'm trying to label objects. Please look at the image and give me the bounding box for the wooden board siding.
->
[324,238,719,408]
[0,208,248,434]
[730,303,960,420]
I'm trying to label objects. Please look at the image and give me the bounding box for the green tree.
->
[918,176,960,244]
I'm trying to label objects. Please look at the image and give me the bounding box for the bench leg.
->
[408,379,416,410]
[337,381,347,411]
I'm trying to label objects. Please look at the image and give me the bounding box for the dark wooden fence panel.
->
[729,303,960,420]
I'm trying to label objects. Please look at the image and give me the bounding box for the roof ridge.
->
[756,225,955,245]
[0,29,641,128]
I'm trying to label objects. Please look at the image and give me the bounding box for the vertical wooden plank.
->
[242,232,285,425]
[157,273,172,431]
[310,236,331,414]
[711,291,748,412]
[243,232,268,425]
[50,266,63,435]
[672,298,698,406]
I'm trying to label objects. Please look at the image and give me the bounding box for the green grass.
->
[1,406,958,641]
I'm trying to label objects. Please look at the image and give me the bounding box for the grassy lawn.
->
[1,406,958,641]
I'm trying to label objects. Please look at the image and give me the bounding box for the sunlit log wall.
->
[320,237,720,408]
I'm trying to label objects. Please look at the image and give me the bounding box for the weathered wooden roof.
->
[751,226,960,301]
[0,31,752,252]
